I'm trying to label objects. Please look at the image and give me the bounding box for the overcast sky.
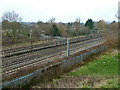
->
[0,0,119,23]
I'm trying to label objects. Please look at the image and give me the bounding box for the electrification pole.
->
[30,30,33,51]
[67,38,69,57]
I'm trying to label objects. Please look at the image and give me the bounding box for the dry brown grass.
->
[103,30,118,49]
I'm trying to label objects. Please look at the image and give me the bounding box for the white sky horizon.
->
[0,0,119,23]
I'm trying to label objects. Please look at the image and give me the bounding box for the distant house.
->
[80,22,84,26]
[40,34,51,40]
[69,26,76,30]
[54,36,66,39]
[17,34,25,39]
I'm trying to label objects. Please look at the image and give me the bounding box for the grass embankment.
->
[33,49,118,88]
[68,51,118,77]
[67,49,118,88]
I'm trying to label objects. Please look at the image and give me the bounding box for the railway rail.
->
[1,34,103,58]
[2,35,104,78]
[0,34,105,82]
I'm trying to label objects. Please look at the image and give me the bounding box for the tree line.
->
[1,11,118,44]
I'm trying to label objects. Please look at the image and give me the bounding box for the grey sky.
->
[0,0,119,23]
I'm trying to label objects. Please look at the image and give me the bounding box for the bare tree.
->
[74,18,81,35]
[75,18,80,24]
[2,11,22,22]
[96,20,107,31]
[57,23,67,36]
[48,17,55,23]
[1,11,22,43]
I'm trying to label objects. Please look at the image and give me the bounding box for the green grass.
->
[68,52,118,77]
[31,50,118,88]
[82,85,89,88]
[67,51,118,88]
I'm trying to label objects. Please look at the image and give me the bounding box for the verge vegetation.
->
[32,48,118,88]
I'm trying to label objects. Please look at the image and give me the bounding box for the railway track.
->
[2,37,103,67]
[1,34,103,58]
[2,36,104,77]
